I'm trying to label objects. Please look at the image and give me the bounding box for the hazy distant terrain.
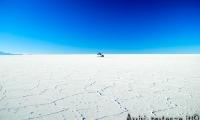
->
[0,55,199,120]
[0,51,22,55]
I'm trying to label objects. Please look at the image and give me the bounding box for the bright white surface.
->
[0,54,200,120]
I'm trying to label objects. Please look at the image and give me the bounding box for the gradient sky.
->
[0,0,200,54]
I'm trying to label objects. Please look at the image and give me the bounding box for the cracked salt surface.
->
[0,54,200,119]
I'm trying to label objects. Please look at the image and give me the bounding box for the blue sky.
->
[0,0,200,54]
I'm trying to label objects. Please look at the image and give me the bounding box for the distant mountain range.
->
[0,51,22,55]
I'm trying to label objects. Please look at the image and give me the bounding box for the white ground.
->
[0,54,200,120]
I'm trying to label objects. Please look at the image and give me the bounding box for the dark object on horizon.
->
[97,52,104,57]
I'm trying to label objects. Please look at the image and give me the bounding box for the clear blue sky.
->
[0,0,200,54]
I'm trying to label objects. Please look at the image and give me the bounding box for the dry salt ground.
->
[0,54,200,120]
